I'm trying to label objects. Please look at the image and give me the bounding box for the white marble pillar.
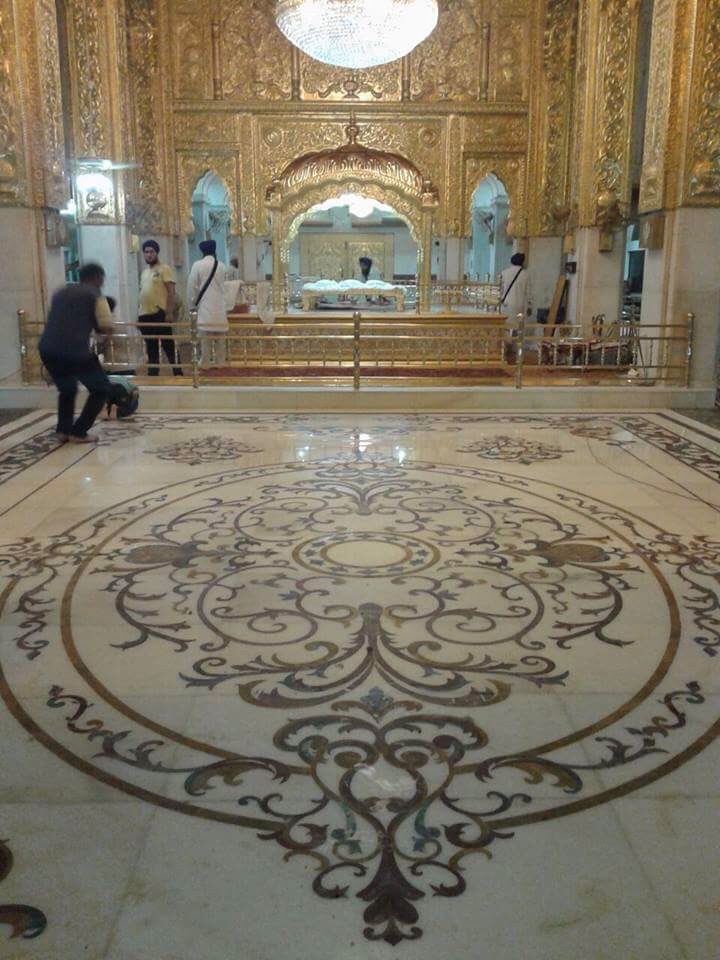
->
[572,227,624,333]
[648,207,720,388]
[0,209,49,379]
[444,237,465,282]
[527,236,563,312]
[77,224,140,323]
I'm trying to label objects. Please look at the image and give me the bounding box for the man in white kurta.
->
[187,239,229,367]
[499,252,531,325]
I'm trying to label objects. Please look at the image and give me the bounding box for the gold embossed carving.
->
[255,117,445,226]
[685,0,720,203]
[592,0,639,225]
[35,0,68,207]
[639,0,675,212]
[173,8,211,101]
[0,0,24,204]
[300,59,401,102]
[535,0,578,234]
[67,0,108,157]
[490,1,531,102]
[176,151,239,234]
[127,0,166,233]
[174,113,237,143]
[219,0,292,101]
[410,0,482,101]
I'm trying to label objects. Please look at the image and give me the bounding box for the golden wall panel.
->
[34,0,67,207]
[219,0,292,100]
[0,0,26,204]
[174,112,238,143]
[639,0,675,213]
[127,0,167,233]
[255,116,446,216]
[685,0,720,203]
[299,58,401,101]
[66,0,109,157]
[534,0,578,234]
[490,2,531,102]
[172,6,211,101]
[409,0,484,102]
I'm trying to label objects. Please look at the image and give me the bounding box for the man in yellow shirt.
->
[138,239,182,376]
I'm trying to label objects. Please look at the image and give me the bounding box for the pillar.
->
[444,237,465,282]
[527,236,563,312]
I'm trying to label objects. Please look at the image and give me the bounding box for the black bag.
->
[107,375,139,418]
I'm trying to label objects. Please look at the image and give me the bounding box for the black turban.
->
[142,239,160,253]
[199,240,217,256]
[510,252,526,266]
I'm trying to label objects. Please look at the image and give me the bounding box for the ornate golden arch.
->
[463,156,527,237]
[265,117,439,309]
[176,153,239,235]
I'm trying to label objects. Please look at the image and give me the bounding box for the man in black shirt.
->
[39,262,114,443]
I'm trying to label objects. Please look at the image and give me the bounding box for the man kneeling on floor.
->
[39,261,114,444]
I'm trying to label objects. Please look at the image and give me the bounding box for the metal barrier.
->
[16,308,695,391]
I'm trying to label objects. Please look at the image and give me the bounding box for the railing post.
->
[515,313,525,389]
[16,309,28,384]
[352,311,361,391]
[190,309,200,389]
[684,311,694,388]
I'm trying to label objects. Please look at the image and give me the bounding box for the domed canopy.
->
[266,117,437,207]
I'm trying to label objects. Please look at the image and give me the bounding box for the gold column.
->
[0,0,68,210]
[528,0,578,237]
[572,0,641,235]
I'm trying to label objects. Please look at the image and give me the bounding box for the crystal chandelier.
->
[275,0,439,69]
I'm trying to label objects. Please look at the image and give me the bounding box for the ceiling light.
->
[275,0,439,69]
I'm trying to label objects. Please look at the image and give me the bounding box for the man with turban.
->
[138,239,182,376]
[499,252,532,325]
[187,239,230,368]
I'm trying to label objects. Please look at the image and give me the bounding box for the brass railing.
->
[16,308,694,391]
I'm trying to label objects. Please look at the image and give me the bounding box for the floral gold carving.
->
[491,11,529,102]
[536,0,578,234]
[409,0,482,101]
[174,112,235,143]
[219,0,292,101]
[67,0,107,157]
[0,0,24,204]
[686,0,720,203]
[592,0,639,222]
[300,60,401,101]
[35,0,67,207]
[173,10,210,101]
[127,0,167,233]
[639,0,675,212]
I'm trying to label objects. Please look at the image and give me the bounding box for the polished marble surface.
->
[0,409,718,959]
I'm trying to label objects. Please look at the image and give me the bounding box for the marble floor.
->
[0,408,718,960]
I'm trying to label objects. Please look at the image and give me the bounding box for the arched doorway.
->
[289,193,419,283]
[265,117,438,310]
[189,171,233,266]
[465,174,513,281]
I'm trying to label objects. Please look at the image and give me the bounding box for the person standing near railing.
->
[187,239,230,368]
[38,262,114,443]
[499,252,532,362]
[138,239,182,376]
